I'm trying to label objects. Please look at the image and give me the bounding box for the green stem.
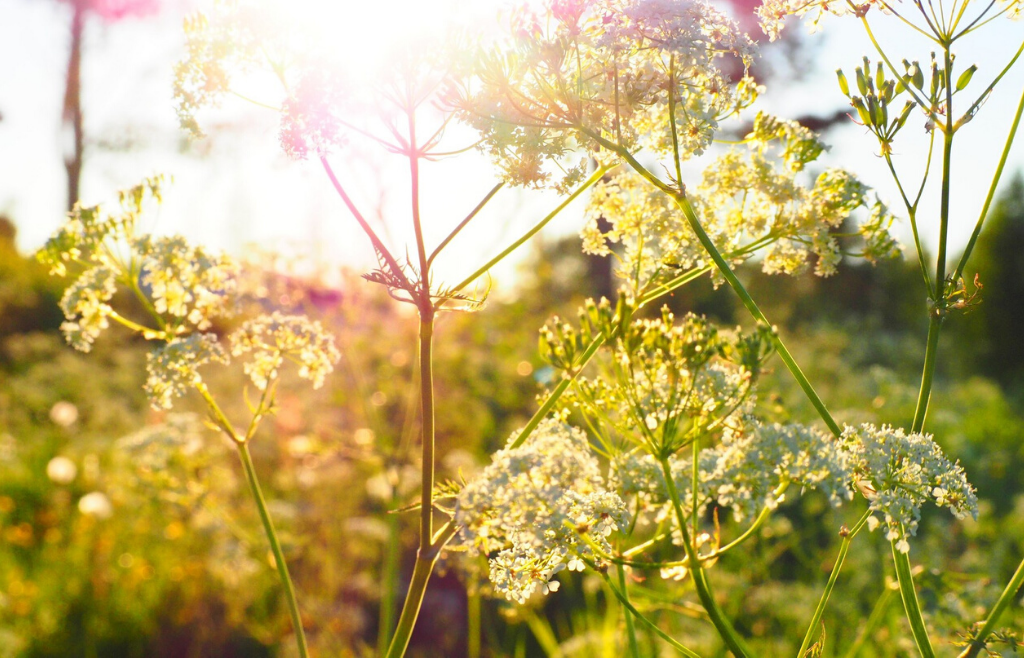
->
[659,455,753,657]
[427,182,504,268]
[935,50,956,293]
[450,166,609,295]
[797,510,871,657]
[911,315,942,433]
[617,563,641,658]
[237,441,309,658]
[894,47,957,657]
[952,79,1024,283]
[957,557,1024,658]
[509,335,604,450]
[672,193,841,437]
[417,315,435,549]
[595,563,702,658]
[384,311,443,658]
[892,544,935,658]
[385,523,459,658]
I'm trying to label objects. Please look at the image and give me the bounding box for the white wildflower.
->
[134,235,239,330]
[840,423,978,552]
[230,312,341,390]
[456,0,758,189]
[58,266,118,352]
[145,334,229,410]
[455,419,627,601]
[708,422,855,521]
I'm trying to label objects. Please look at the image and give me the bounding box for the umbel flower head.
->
[40,178,341,411]
[558,308,760,455]
[453,0,760,189]
[582,112,900,290]
[39,176,240,352]
[840,423,978,553]
[706,422,855,521]
[230,311,341,390]
[455,419,628,603]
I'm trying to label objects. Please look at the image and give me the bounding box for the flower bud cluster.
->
[840,423,978,553]
[455,419,628,603]
[566,309,757,455]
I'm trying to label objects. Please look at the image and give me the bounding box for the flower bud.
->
[836,69,850,97]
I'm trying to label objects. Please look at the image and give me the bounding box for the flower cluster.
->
[840,423,978,552]
[145,334,229,410]
[135,235,238,329]
[756,0,858,42]
[39,177,240,353]
[707,422,854,521]
[583,112,900,288]
[454,0,759,189]
[561,309,759,455]
[609,422,854,534]
[455,419,628,603]
[41,179,340,412]
[230,312,341,390]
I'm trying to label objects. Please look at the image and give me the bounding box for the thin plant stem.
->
[911,316,942,432]
[385,523,459,658]
[617,563,641,658]
[385,314,438,656]
[407,110,430,285]
[321,157,412,292]
[237,442,309,658]
[591,561,702,658]
[659,455,753,657]
[449,166,610,295]
[934,49,956,293]
[957,556,1024,657]
[427,182,504,267]
[883,154,933,296]
[953,79,1024,283]
[892,544,936,658]
[193,383,308,657]
[671,192,842,437]
[797,510,872,656]
[509,335,604,450]
[896,45,957,658]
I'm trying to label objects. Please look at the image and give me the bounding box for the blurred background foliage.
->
[0,171,1022,657]
[1,0,1022,653]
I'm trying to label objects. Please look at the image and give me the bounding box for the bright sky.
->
[1,0,1022,291]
